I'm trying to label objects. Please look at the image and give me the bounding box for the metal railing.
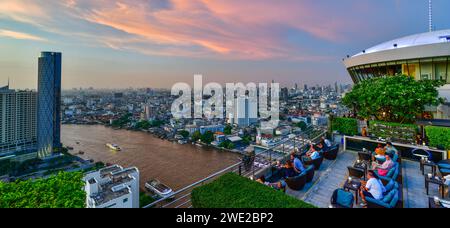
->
[143,127,327,208]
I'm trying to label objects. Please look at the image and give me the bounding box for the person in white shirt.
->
[359,170,385,206]
[323,137,332,148]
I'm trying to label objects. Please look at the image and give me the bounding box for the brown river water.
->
[61,125,241,191]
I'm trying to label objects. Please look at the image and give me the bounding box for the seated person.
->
[323,137,332,148]
[291,152,305,174]
[384,142,398,157]
[373,143,386,161]
[372,155,394,176]
[374,143,386,156]
[302,145,321,162]
[318,137,330,151]
[275,160,297,178]
[359,170,386,207]
[256,176,286,191]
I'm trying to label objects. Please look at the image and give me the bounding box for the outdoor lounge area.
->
[254,140,450,208]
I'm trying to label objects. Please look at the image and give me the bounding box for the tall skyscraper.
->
[37,52,62,158]
[235,97,258,127]
[0,85,37,157]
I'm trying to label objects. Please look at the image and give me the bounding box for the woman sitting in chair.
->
[372,155,394,176]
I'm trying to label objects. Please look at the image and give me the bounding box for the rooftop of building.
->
[352,29,450,57]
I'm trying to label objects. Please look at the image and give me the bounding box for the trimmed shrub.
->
[191,173,316,208]
[425,126,450,150]
[332,118,358,136]
[0,171,85,208]
[369,121,417,144]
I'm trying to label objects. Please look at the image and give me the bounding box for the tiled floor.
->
[286,151,356,208]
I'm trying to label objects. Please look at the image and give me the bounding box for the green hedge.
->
[0,171,85,208]
[191,173,316,208]
[332,118,358,136]
[425,126,450,150]
[369,121,417,144]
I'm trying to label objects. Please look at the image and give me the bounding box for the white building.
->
[0,85,37,157]
[232,97,258,127]
[84,165,140,208]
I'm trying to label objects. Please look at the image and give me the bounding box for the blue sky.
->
[0,0,449,89]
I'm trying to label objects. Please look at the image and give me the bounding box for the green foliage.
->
[224,125,233,135]
[192,131,202,142]
[139,192,155,208]
[241,135,252,145]
[191,173,315,208]
[149,120,165,128]
[425,126,450,150]
[135,120,151,129]
[111,113,132,127]
[332,117,358,136]
[295,121,308,131]
[219,140,235,150]
[343,75,444,123]
[179,130,190,138]
[369,120,417,143]
[0,171,86,208]
[201,131,215,144]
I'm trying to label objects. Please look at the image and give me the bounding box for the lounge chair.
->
[304,156,324,171]
[330,189,354,208]
[323,145,339,160]
[305,165,315,183]
[348,166,365,179]
[285,172,307,191]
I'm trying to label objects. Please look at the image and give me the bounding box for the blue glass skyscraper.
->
[37,52,61,158]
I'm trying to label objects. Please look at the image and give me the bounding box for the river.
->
[61,125,241,191]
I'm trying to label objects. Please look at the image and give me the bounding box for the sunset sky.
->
[1,0,450,89]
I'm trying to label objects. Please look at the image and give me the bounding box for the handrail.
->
[143,127,327,208]
[143,161,243,208]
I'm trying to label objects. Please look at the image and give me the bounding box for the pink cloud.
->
[0,0,362,61]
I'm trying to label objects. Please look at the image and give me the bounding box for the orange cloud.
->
[0,0,357,61]
[0,29,46,41]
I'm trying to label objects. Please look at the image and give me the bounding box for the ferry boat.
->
[106,143,121,151]
[145,179,174,198]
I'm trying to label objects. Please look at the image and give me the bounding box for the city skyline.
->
[1,0,450,89]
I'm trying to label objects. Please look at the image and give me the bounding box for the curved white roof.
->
[353,29,450,57]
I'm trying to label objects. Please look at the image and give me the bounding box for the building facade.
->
[233,97,258,127]
[37,52,62,158]
[0,86,37,157]
[84,165,140,208]
[344,29,450,119]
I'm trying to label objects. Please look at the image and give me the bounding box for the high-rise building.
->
[235,97,258,127]
[37,52,62,158]
[0,85,37,158]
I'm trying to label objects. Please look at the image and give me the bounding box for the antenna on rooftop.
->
[429,0,433,32]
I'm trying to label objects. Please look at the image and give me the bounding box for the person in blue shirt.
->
[291,152,305,174]
[302,144,321,162]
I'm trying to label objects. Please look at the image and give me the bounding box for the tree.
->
[135,120,151,129]
[179,130,190,139]
[224,125,233,135]
[219,140,235,150]
[192,131,202,142]
[295,121,307,131]
[201,131,215,144]
[343,75,444,123]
